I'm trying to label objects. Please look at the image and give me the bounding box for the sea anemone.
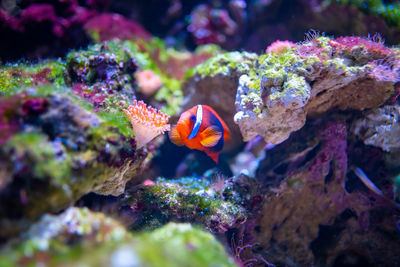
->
[266,40,295,54]
[137,70,163,97]
[123,100,170,149]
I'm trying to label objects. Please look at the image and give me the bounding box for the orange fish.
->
[169,105,231,163]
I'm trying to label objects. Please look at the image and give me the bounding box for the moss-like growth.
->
[0,208,236,267]
[0,61,65,96]
[4,132,71,186]
[187,52,258,78]
[136,222,236,267]
[127,176,247,233]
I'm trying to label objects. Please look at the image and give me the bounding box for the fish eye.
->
[190,115,196,122]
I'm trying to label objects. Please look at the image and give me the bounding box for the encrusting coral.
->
[234,34,399,144]
[0,207,237,267]
[137,70,163,97]
[124,100,170,149]
[265,40,295,54]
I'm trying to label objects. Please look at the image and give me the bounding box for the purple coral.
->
[84,13,151,42]
[188,4,238,46]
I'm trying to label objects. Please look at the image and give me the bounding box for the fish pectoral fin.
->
[169,125,184,146]
[200,126,222,147]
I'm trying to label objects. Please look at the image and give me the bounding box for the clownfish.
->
[169,105,231,163]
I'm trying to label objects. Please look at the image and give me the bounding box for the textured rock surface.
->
[0,41,159,240]
[253,120,400,266]
[234,73,309,143]
[123,175,259,233]
[234,36,399,144]
[352,104,400,152]
[0,207,237,267]
[0,91,151,240]
[0,39,221,241]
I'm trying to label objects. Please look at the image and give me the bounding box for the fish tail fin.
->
[206,151,220,163]
[169,125,184,146]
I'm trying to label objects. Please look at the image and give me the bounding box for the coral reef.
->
[183,35,398,146]
[123,175,258,233]
[352,104,400,152]
[253,120,400,266]
[0,89,150,239]
[0,37,220,241]
[234,35,399,144]
[0,207,237,267]
[1,1,400,265]
[0,40,176,239]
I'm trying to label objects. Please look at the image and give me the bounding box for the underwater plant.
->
[123,100,170,149]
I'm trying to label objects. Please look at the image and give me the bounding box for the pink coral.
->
[266,40,295,54]
[137,70,163,96]
[123,100,170,149]
[328,36,393,60]
[84,13,151,42]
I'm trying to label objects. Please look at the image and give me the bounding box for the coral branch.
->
[123,100,170,149]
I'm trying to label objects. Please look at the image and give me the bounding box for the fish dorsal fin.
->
[200,126,222,147]
[169,125,184,146]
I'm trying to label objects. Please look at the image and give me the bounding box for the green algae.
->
[187,51,258,78]
[130,176,247,232]
[97,110,134,138]
[3,132,71,186]
[0,208,236,267]
[0,61,65,96]
[136,223,236,267]
[155,77,183,115]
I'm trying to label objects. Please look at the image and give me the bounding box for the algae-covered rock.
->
[352,104,400,152]
[124,176,252,233]
[182,36,398,146]
[0,41,165,239]
[0,89,150,238]
[0,207,237,267]
[235,36,399,144]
